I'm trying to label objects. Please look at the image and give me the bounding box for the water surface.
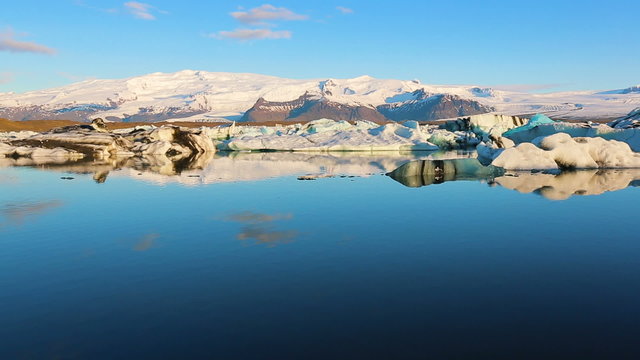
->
[1,152,640,359]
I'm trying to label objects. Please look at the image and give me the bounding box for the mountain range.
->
[0,70,638,123]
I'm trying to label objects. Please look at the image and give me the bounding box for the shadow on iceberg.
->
[387,159,640,200]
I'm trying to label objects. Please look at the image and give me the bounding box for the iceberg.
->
[609,108,640,129]
[221,121,439,152]
[489,133,640,170]
[503,114,555,137]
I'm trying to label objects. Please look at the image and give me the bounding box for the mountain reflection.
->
[387,159,640,200]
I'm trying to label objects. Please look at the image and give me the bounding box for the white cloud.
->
[213,28,292,41]
[124,2,159,20]
[213,4,306,42]
[336,6,354,14]
[231,4,308,25]
[0,29,56,55]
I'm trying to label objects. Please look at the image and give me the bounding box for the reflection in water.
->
[226,211,298,247]
[237,225,298,247]
[0,200,63,226]
[133,233,160,252]
[227,211,294,224]
[0,173,18,184]
[0,150,474,186]
[495,170,640,200]
[388,159,640,200]
[387,158,504,187]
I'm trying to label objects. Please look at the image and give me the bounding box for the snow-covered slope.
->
[1,70,639,122]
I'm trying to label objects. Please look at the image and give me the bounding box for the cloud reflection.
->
[133,233,160,251]
[237,225,298,247]
[1,200,63,226]
[226,211,293,224]
[226,211,298,247]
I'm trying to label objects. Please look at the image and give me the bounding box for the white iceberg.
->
[489,133,640,170]
[221,120,439,152]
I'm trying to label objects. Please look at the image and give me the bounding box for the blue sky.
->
[0,0,638,93]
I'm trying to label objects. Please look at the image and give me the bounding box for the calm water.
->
[1,152,640,359]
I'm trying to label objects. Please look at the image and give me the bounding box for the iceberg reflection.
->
[387,159,640,200]
[1,150,473,186]
[494,170,640,200]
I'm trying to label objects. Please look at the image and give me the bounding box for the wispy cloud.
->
[124,1,165,20]
[336,6,354,14]
[0,72,14,84]
[214,4,307,42]
[0,29,56,55]
[231,4,308,26]
[212,28,292,41]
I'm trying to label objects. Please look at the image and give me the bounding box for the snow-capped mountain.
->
[0,70,639,122]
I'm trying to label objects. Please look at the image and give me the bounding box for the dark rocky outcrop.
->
[241,94,388,123]
[378,93,494,121]
[242,92,493,123]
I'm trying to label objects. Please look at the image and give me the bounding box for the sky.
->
[0,0,639,93]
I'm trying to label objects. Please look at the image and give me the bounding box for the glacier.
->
[2,70,640,122]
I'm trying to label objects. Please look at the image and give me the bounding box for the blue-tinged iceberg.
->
[503,114,555,137]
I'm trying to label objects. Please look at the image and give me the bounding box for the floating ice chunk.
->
[443,114,527,137]
[427,130,481,148]
[609,108,640,129]
[222,121,438,152]
[353,120,379,130]
[503,114,555,137]
[402,120,420,129]
[491,133,640,170]
[491,142,559,170]
[303,119,354,134]
[0,131,39,141]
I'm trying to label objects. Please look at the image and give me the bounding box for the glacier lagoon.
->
[2,152,640,359]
